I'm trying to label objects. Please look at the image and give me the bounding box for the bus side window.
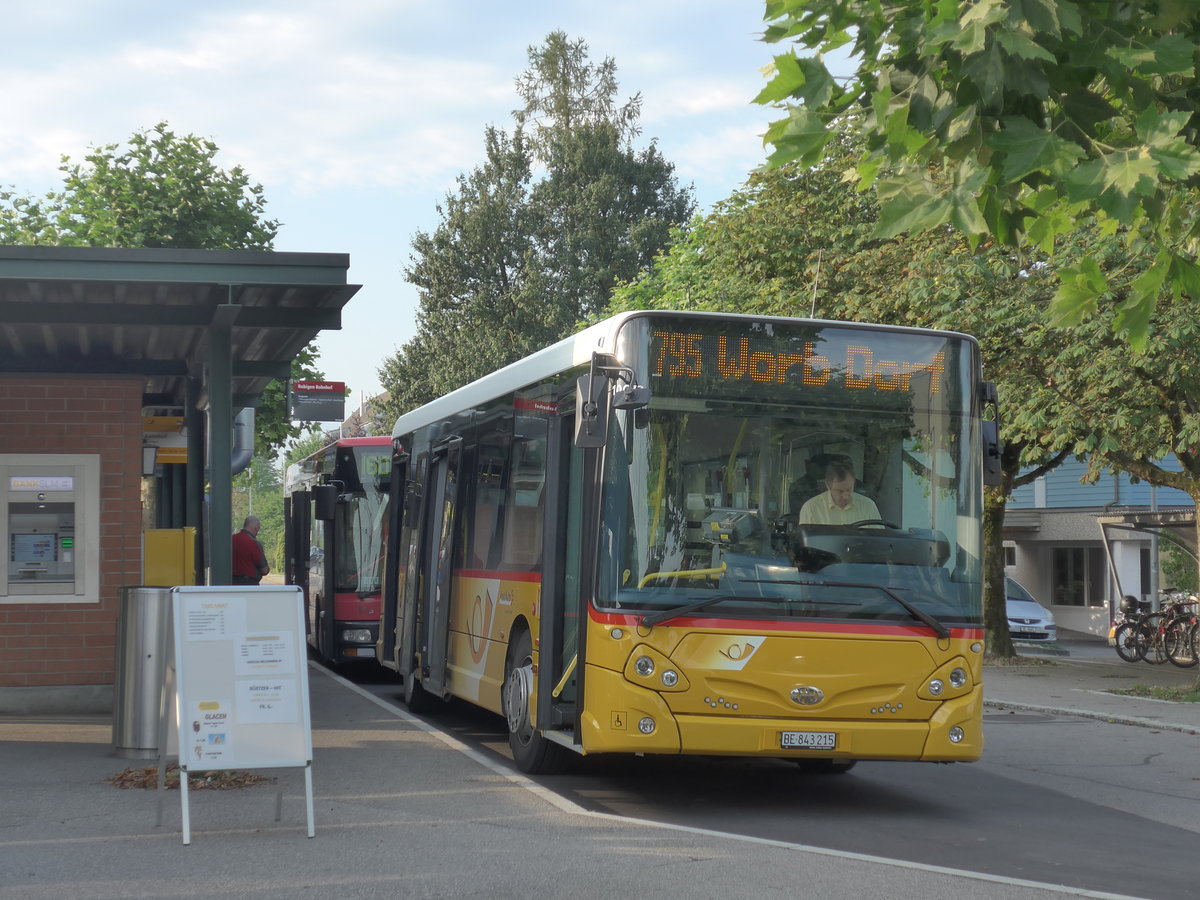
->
[500,423,547,570]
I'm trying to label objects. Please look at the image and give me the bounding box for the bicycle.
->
[1112,595,1152,663]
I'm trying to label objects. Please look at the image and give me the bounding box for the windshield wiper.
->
[638,580,945,638]
[639,581,951,639]
[773,578,951,639]
[641,595,742,628]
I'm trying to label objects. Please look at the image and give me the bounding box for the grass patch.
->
[1112,684,1200,703]
[984,654,1057,667]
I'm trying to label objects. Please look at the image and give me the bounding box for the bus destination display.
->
[648,322,955,402]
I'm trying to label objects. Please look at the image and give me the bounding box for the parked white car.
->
[1006,578,1057,642]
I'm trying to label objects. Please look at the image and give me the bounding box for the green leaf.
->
[1060,90,1120,134]
[763,106,833,167]
[1169,255,1200,298]
[953,20,987,55]
[1100,148,1160,197]
[988,117,1085,183]
[1148,139,1200,181]
[994,29,1057,64]
[754,53,808,104]
[1049,257,1107,327]
[961,43,1007,107]
[873,177,953,239]
[885,106,930,155]
[1108,34,1195,77]
[944,105,978,144]
[960,0,1006,29]
[1010,0,1063,37]
[1139,109,1192,146]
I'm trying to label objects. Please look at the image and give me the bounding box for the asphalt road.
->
[348,661,1200,900]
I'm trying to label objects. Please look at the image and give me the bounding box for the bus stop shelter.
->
[1097,506,1197,607]
[0,245,359,708]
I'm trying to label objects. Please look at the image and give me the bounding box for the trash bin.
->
[112,586,172,759]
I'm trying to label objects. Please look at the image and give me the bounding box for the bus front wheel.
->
[503,629,568,774]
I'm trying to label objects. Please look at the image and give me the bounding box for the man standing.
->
[797,460,882,526]
[232,516,269,585]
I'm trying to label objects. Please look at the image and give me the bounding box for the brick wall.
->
[0,375,143,688]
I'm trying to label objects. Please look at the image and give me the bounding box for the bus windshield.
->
[331,446,390,594]
[596,316,983,628]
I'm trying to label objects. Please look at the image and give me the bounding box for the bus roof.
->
[390,309,979,439]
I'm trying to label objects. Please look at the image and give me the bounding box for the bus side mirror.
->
[575,352,649,448]
[980,381,1002,487]
[313,484,338,520]
[574,371,610,449]
[982,420,1002,487]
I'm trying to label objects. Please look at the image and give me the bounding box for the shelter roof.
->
[0,245,359,410]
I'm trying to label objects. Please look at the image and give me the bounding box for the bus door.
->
[392,458,426,680]
[285,491,312,636]
[419,435,462,697]
[536,411,589,743]
[378,447,408,667]
[312,484,337,660]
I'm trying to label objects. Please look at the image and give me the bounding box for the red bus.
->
[284,436,392,665]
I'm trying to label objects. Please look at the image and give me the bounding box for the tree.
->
[608,138,1088,655]
[755,1,1200,351]
[378,33,693,426]
[232,453,283,572]
[0,122,320,456]
[1026,225,1200,572]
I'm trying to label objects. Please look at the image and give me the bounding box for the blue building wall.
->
[1007,457,1194,510]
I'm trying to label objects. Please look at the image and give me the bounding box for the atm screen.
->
[11,533,56,563]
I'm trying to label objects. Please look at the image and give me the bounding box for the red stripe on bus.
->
[455,569,543,583]
[590,608,982,639]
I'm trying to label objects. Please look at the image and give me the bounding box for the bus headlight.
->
[341,628,373,644]
[949,726,965,744]
[949,667,967,688]
[638,717,656,734]
[928,678,945,696]
[624,645,690,691]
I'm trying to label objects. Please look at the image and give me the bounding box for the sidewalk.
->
[4,663,1122,900]
[985,629,1200,735]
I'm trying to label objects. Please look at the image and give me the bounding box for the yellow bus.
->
[377,310,995,774]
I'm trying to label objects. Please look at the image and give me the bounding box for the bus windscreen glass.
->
[595,315,982,628]
[331,447,391,593]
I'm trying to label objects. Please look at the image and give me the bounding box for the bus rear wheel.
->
[403,669,439,714]
[503,629,568,774]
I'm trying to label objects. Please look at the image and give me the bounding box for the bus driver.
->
[797,459,881,526]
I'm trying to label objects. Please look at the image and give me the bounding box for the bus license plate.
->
[781,731,836,750]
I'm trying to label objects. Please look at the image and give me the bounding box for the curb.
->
[983,698,1200,736]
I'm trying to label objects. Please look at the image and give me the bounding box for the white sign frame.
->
[157,585,315,844]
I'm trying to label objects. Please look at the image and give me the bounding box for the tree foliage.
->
[1,122,279,249]
[0,122,320,456]
[756,0,1200,351]
[378,32,693,425]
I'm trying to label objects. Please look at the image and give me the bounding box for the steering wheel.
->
[849,518,900,530]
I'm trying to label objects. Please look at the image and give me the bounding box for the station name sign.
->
[289,380,347,422]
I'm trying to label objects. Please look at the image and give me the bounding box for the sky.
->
[1,0,790,408]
